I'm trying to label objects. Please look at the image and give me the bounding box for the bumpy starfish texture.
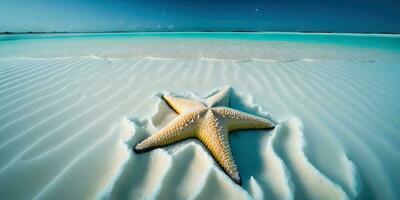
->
[133,87,275,184]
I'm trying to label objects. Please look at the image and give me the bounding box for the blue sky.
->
[0,0,399,33]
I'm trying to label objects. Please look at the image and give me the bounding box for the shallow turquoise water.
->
[1,32,400,52]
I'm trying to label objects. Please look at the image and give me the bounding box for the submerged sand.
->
[0,33,399,200]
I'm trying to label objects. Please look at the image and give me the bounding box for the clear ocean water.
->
[2,32,400,50]
[1,33,399,61]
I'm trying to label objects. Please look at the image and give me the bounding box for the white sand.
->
[0,33,399,200]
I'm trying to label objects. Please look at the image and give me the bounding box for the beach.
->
[0,33,399,200]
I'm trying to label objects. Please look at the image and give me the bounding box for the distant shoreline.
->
[1,30,399,35]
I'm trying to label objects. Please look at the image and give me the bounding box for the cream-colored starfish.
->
[134,87,275,184]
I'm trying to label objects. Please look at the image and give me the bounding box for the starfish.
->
[133,87,275,184]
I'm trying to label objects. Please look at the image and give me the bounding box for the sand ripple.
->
[0,57,399,199]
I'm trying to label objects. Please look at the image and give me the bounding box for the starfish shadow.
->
[230,130,271,184]
[229,90,274,188]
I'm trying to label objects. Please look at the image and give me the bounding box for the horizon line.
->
[1,30,400,35]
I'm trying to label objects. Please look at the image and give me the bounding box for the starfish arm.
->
[134,111,201,153]
[206,87,232,108]
[163,94,205,114]
[214,107,275,131]
[197,111,241,184]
